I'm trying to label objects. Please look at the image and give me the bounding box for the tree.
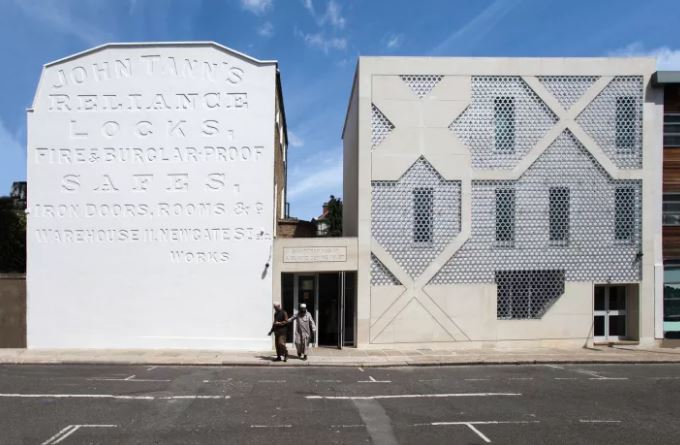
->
[0,197,26,273]
[319,195,343,237]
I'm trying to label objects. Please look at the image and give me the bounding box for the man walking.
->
[285,303,316,360]
[269,302,288,362]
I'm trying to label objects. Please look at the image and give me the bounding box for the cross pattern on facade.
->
[368,73,646,343]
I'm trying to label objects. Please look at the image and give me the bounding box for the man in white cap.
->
[282,303,316,360]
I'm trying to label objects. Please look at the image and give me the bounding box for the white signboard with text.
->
[27,44,275,349]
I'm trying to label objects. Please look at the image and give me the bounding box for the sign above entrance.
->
[283,247,347,263]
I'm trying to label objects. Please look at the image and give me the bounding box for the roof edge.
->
[43,41,278,68]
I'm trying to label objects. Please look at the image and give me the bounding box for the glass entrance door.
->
[293,275,318,347]
[594,285,627,342]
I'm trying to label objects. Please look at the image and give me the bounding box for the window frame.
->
[412,186,434,245]
[549,186,570,246]
[495,187,516,247]
[664,113,680,148]
[494,96,516,154]
[615,95,637,153]
[614,186,636,242]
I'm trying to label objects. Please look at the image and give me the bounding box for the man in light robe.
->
[283,303,316,360]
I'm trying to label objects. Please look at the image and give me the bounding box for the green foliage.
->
[323,195,343,237]
[0,198,26,273]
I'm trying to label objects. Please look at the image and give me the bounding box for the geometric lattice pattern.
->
[430,130,642,285]
[538,76,599,111]
[372,157,461,280]
[372,104,395,149]
[400,74,443,98]
[576,76,643,168]
[496,270,565,319]
[371,254,402,286]
[450,76,558,169]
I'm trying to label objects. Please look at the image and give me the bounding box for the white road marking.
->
[554,378,578,380]
[316,379,342,383]
[464,378,490,381]
[466,423,492,443]
[330,424,364,428]
[203,379,232,383]
[578,419,622,424]
[358,376,391,383]
[307,392,521,401]
[508,377,534,381]
[426,420,539,426]
[0,393,229,400]
[87,374,171,383]
[417,420,540,443]
[42,424,117,444]
[250,424,292,428]
[574,369,628,381]
[146,366,157,371]
[544,364,565,370]
[258,380,286,383]
[358,367,365,372]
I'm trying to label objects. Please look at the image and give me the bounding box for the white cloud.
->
[296,29,347,54]
[258,21,274,37]
[288,153,342,200]
[14,0,113,46]
[240,0,272,15]
[302,0,345,29]
[608,42,680,70]
[385,33,403,50]
[0,119,23,155]
[429,0,519,55]
[288,131,304,148]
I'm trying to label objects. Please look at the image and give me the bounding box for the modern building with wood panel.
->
[655,71,680,338]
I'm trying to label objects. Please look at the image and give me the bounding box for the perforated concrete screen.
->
[372,157,461,280]
[429,130,642,285]
[450,76,558,169]
[27,43,277,349]
[364,63,654,338]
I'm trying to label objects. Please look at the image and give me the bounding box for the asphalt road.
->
[1,363,679,444]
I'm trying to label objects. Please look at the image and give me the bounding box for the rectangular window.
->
[496,270,565,320]
[663,193,680,226]
[615,186,636,241]
[495,188,515,246]
[494,96,515,152]
[616,96,636,152]
[549,187,570,245]
[664,113,680,147]
[664,266,680,338]
[413,187,433,243]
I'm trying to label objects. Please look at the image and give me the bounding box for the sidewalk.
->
[1,345,680,367]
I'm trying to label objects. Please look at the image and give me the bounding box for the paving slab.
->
[0,345,680,367]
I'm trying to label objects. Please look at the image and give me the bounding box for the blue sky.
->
[1,0,679,220]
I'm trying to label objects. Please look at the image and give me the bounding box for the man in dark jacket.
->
[269,302,288,362]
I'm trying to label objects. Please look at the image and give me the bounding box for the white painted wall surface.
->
[27,43,276,349]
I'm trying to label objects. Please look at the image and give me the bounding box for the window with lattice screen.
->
[495,187,515,246]
[615,186,636,242]
[413,187,433,243]
[616,95,636,153]
[549,187,570,245]
[497,270,565,319]
[494,96,515,152]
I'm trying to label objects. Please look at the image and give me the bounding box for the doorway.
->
[594,285,627,342]
[280,272,356,348]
